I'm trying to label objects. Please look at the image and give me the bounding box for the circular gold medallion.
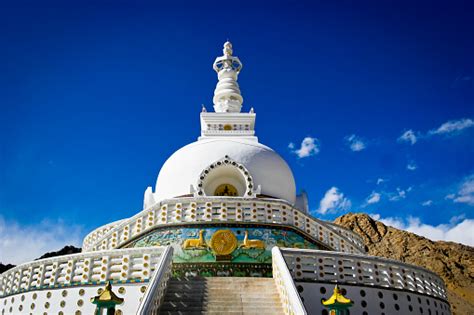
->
[210,229,237,255]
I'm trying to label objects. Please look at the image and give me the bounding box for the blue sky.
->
[0,1,473,263]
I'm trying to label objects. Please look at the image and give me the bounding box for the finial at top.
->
[212,41,244,113]
[223,41,233,56]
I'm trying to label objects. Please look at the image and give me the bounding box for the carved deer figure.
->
[182,230,207,249]
[240,230,265,250]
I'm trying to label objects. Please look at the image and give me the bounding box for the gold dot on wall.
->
[78,289,85,296]
[30,303,35,310]
[32,293,37,300]
[140,286,147,293]
[75,311,81,315]
[77,299,83,307]
[60,300,66,308]
[115,310,123,315]
[59,312,64,315]
[97,288,104,295]
[118,287,126,294]
[46,292,52,298]
[62,290,67,297]
[45,302,50,308]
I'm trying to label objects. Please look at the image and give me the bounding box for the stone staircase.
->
[159,277,285,314]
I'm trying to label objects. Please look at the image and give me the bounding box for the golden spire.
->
[91,281,124,306]
[321,285,353,306]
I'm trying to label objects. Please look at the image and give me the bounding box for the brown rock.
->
[334,212,474,315]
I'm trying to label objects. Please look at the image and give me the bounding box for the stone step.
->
[164,288,278,294]
[166,285,277,290]
[162,300,281,306]
[160,305,282,312]
[160,312,280,315]
[168,279,276,284]
[161,304,283,311]
[168,281,276,286]
[159,277,284,315]
[163,292,280,299]
[171,277,273,281]
[163,294,280,301]
[168,281,275,287]
[163,293,279,300]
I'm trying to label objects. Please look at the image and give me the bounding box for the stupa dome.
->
[154,138,296,203]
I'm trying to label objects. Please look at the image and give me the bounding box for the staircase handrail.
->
[272,246,307,315]
[136,246,174,315]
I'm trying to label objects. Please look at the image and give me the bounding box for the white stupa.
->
[0,42,451,315]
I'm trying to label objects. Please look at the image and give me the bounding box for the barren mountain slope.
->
[335,213,474,315]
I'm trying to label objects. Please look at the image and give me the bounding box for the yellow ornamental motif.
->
[210,230,238,255]
[182,230,207,250]
[240,230,265,250]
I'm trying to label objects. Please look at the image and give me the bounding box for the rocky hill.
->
[0,263,15,274]
[35,245,81,260]
[335,213,474,315]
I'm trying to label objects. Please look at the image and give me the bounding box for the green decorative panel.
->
[124,225,320,264]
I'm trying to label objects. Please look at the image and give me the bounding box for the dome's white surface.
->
[155,138,296,203]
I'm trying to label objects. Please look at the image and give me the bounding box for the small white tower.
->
[212,41,244,113]
[199,42,256,141]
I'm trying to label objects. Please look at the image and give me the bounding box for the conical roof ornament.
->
[212,41,244,113]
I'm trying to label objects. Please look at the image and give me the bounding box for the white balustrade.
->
[136,246,174,315]
[280,248,448,301]
[272,247,307,315]
[0,247,167,298]
[82,219,126,251]
[83,197,365,254]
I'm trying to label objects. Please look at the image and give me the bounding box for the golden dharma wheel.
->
[210,229,238,256]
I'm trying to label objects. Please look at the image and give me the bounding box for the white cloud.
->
[406,161,417,171]
[0,216,83,265]
[450,175,474,206]
[317,187,351,215]
[366,191,381,205]
[397,118,473,145]
[389,187,410,201]
[445,193,455,200]
[289,137,320,158]
[397,130,417,145]
[376,178,385,185]
[421,200,433,206]
[373,214,474,247]
[369,213,381,220]
[345,134,366,152]
[428,118,474,136]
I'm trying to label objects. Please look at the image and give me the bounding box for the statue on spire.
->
[212,41,244,113]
